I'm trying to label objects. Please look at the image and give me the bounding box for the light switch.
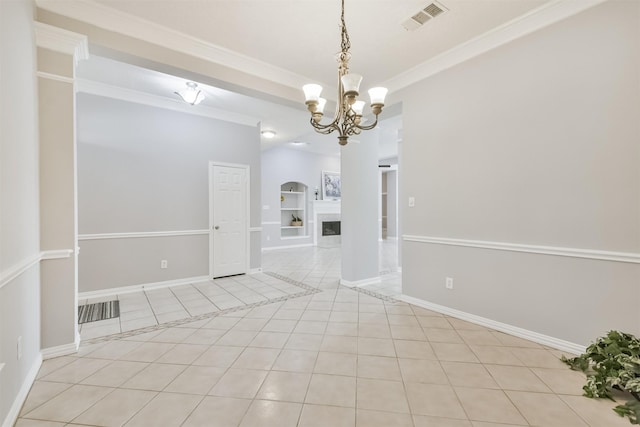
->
[408,197,415,207]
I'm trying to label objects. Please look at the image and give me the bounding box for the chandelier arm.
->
[309,117,340,135]
[354,116,381,131]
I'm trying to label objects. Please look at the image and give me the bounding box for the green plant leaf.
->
[562,330,640,424]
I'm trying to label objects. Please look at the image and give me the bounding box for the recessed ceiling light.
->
[261,130,276,139]
[291,141,309,145]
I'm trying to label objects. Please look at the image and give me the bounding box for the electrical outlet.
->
[408,196,415,207]
[445,277,453,289]
[161,260,168,269]
[17,336,22,360]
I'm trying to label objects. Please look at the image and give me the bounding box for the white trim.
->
[34,0,604,94]
[249,268,263,274]
[35,0,322,90]
[78,230,208,240]
[340,276,382,288]
[262,243,313,251]
[76,79,259,127]
[398,294,585,355]
[78,275,209,300]
[249,227,262,232]
[0,253,41,290]
[41,335,80,360]
[0,250,76,289]
[34,22,89,66]
[36,71,74,84]
[41,249,74,260]
[2,353,42,427]
[382,0,607,92]
[209,162,251,278]
[403,235,640,264]
[261,221,281,226]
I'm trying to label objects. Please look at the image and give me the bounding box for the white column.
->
[36,23,88,354]
[340,132,380,286]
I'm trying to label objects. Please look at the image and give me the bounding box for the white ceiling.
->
[64,0,553,158]
[88,0,547,88]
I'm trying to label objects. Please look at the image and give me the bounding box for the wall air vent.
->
[401,1,448,31]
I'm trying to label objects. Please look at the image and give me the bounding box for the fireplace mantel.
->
[312,200,341,246]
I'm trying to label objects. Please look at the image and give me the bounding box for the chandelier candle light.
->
[303,0,388,146]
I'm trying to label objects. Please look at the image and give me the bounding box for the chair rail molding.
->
[0,253,42,290]
[1,249,76,290]
[403,235,640,264]
[78,230,209,240]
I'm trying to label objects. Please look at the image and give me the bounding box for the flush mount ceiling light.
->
[175,81,205,105]
[302,0,388,146]
[261,130,277,139]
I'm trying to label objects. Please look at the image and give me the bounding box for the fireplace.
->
[322,221,341,236]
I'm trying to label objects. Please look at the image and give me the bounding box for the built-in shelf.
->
[281,181,307,238]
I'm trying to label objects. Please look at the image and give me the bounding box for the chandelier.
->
[302,0,388,146]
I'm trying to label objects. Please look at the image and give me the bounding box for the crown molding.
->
[34,22,89,66]
[76,79,260,126]
[36,0,606,95]
[35,0,320,90]
[382,0,608,92]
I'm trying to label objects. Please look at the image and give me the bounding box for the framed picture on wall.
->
[322,171,341,200]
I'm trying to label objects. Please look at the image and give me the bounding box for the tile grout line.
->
[82,274,322,346]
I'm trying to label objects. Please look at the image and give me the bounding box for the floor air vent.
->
[402,1,448,31]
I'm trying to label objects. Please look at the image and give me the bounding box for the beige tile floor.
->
[16,242,635,426]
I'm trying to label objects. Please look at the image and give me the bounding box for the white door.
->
[210,163,248,278]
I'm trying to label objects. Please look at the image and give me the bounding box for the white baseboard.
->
[249,268,263,274]
[399,294,585,355]
[41,333,80,359]
[340,276,382,288]
[78,275,209,300]
[2,353,42,427]
[262,243,313,251]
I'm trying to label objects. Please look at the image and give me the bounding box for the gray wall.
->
[0,0,42,424]
[399,1,640,345]
[77,94,262,292]
[261,146,340,249]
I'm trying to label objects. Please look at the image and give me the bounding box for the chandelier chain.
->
[340,0,351,55]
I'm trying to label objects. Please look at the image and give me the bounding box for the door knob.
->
[214,226,220,230]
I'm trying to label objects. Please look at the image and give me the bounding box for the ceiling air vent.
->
[401,1,448,31]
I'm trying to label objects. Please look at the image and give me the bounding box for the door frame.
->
[208,161,251,279]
